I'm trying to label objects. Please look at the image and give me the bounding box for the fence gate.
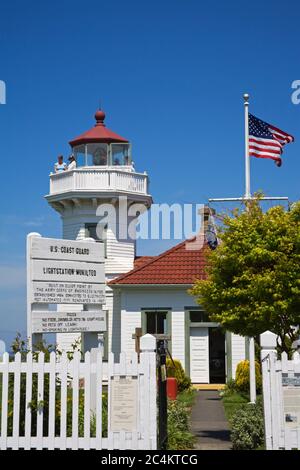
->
[0,334,157,450]
[261,330,300,450]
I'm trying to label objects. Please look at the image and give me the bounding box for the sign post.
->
[27,232,106,351]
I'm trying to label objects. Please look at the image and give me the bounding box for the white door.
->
[190,327,209,383]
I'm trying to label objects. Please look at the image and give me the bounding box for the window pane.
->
[85,223,106,241]
[86,143,108,166]
[85,223,98,240]
[146,311,167,335]
[157,312,167,334]
[73,145,86,167]
[190,311,209,323]
[146,312,156,334]
[111,144,130,166]
[85,223,107,257]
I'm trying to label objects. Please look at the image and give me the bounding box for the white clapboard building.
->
[45,109,246,383]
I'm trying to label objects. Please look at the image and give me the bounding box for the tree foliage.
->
[190,199,300,354]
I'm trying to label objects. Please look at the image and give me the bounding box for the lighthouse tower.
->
[45,109,152,352]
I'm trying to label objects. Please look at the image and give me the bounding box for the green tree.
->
[190,199,300,355]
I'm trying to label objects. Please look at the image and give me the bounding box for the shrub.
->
[235,360,262,393]
[166,358,191,392]
[220,378,237,397]
[230,402,264,450]
[167,397,195,450]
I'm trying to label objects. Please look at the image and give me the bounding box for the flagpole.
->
[243,93,256,402]
[244,93,251,199]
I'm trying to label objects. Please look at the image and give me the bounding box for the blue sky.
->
[0,0,300,345]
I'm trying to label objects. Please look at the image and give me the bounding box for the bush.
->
[166,358,191,392]
[230,402,264,450]
[220,378,238,397]
[235,360,262,394]
[167,396,195,450]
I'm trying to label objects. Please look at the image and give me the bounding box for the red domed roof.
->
[69,109,129,147]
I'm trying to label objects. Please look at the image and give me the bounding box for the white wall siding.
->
[105,288,121,358]
[171,311,186,366]
[231,333,246,379]
[102,289,113,354]
[63,221,84,241]
[105,224,135,274]
[119,288,190,370]
[121,310,141,354]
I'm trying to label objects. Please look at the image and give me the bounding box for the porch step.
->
[193,383,225,391]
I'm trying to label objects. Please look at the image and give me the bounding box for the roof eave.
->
[108,283,193,289]
[69,137,129,147]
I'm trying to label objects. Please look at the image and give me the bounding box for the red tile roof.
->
[109,238,209,286]
[134,256,156,269]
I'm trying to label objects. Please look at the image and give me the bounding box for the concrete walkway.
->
[190,390,232,450]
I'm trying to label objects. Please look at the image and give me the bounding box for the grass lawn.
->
[222,391,250,423]
[176,387,197,408]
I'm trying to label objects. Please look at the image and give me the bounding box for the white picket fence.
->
[0,335,157,450]
[261,331,300,450]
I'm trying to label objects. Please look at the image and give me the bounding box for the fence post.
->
[140,334,157,450]
[260,330,277,450]
[261,331,277,360]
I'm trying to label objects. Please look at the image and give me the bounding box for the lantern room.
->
[46,108,152,208]
[69,110,132,168]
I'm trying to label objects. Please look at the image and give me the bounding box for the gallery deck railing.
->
[49,168,149,196]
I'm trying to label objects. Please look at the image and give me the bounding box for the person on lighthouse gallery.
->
[54,155,67,173]
[68,154,76,170]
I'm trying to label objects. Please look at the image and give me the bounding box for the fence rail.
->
[0,339,156,450]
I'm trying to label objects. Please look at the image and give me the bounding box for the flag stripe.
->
[249,136,282,145]
[249,138,282,150]
[250,152,281,162]
[249,145,281,156]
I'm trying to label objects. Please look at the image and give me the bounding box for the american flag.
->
[249,113,294,167]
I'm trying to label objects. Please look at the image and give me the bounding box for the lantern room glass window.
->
[72,143,131,167]
[111,143,131,166]
[73,145,86,167]
[86,143,108,166]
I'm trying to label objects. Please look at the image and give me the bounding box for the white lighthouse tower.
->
[45,109,152,353]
